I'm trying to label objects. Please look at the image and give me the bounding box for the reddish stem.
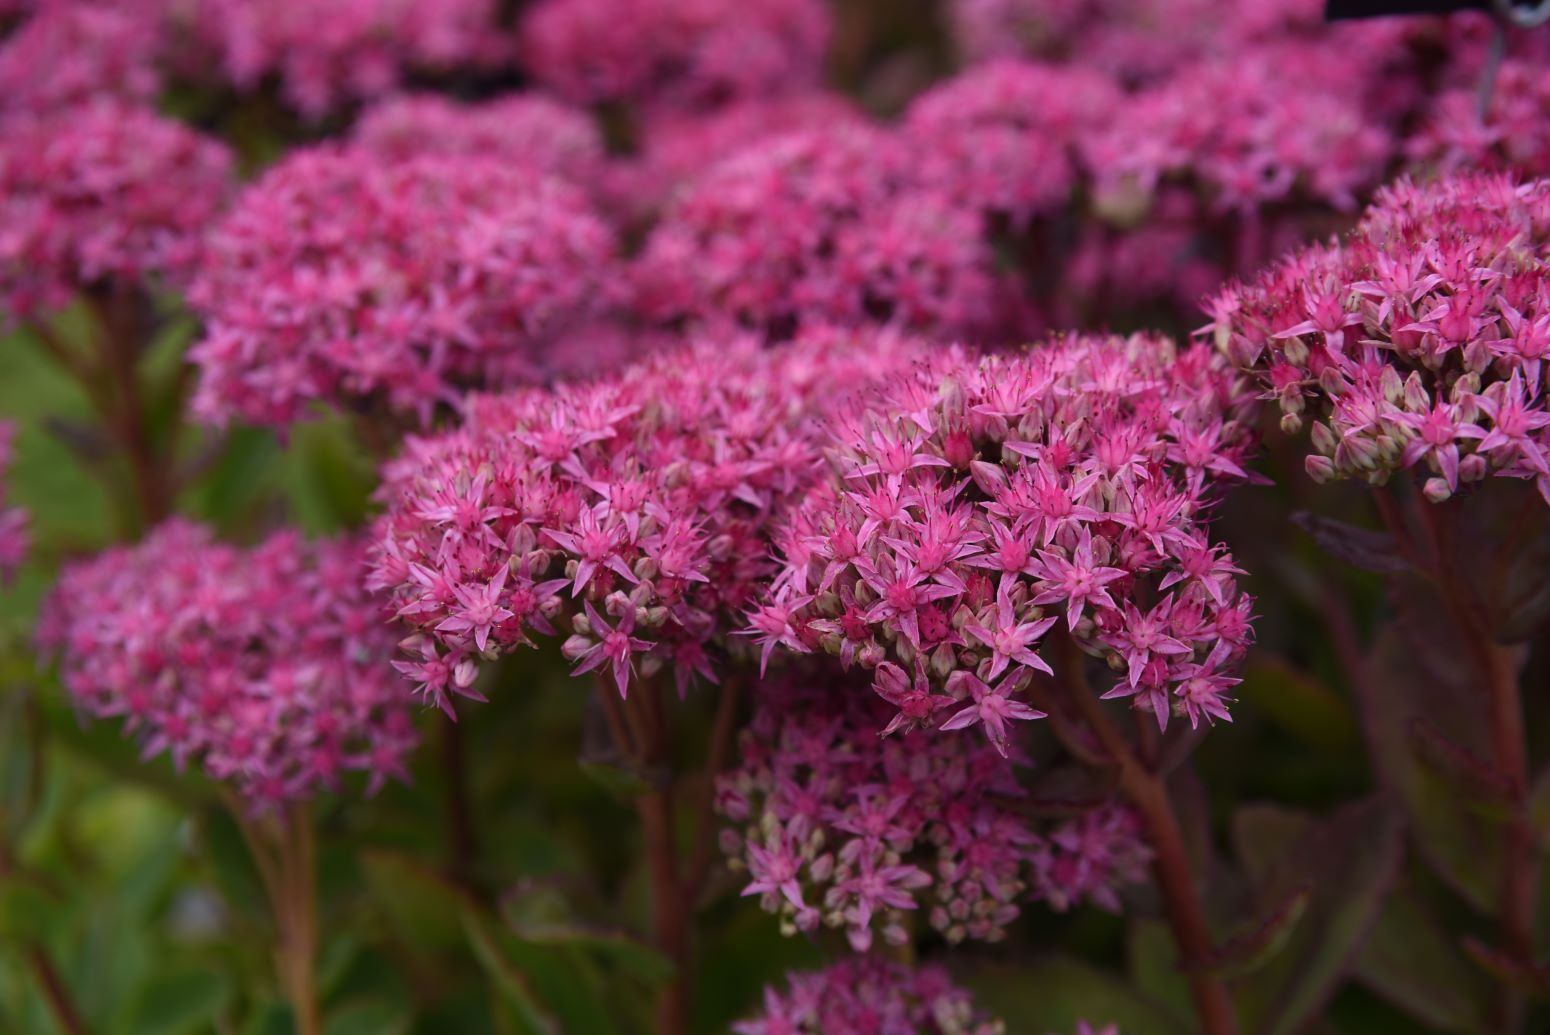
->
[1057,659,1239,1035]
[27,947,90,1035]
[609,683,691,1035]
[1413,498,1536,1033]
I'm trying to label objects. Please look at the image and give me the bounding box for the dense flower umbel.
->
[0,3,161,117]
[733,956,1004,1035]
[0,101,234,319]
[1410,60,1550,179]
[1082,46,1392,219]
[38,521,418,809]
[1206,173,1550,505]
[904,60,1119,226]
[369,329,924,710]
[718,676,1150,951]
[0,423,27,581]
[634,125,1021,341]
[351,93,605,188]
[519,0,830,113]
[621,93,862,221]
[172,0,503,118]
[750,335,1259,738]
[187,146,618,429]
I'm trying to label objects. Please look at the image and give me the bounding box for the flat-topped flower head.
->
[750,335,1258,736]
[904,59,1119,225]
[187,145,619,429]
[370,327,925,709]
[0,3,162,117]
[1083,45,1392,219]
[634,125,1021,341]
[621,92,862,220]
[0,422,26,581]
[351,93,604,188]
[719,675,1150,950]
[172,0,503,118]
[519,0,830,113]
[39,521,418,810]
[1410,60,1550,179]
[0,101,234,319]
[1206,172,1550,505]
[733,956,1004,1035]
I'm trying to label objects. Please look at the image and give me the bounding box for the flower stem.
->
[607,682,691,1035]
[27,946,90,1035]
[1413,498,1536,1033]
[1057,664,1240,1035]
[229,801,321,1035]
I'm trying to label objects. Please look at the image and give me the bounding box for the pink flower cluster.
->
[351,93,605,188]
[0,3,161,117]
[519,0,830,113]
[750,335,1259,740]
[621,92,861,221]
[174,0,503,117]
[633,124,1023,341]
[733,956,1003,1035]
[1082,46,1391,218]
[1206,173,1550,506]
[187,146,618,429]
[370,329,925,710]
[718,676,1150,951]
[38,521,418,809]
[904,60,1119,226]
[1411,60,1550,180]
[0,422,27,581]
[0,101,234,318]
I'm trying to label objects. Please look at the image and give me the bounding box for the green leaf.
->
[1232,805,1313,886]
[324,999,412,1035]
[500,886,672,987]
[1128,919,1194,1023]
[1355,883,1493,1034]
[461,910,563,1035]
[1235,657,1359,752]
[122,968,233,1035]
[1362,625,1502,912]
[964,956,1193,1035]
[1232,797,1405,1035]
[1203,887,1311,979]
[0,881,59,942]
[358,850,469,956]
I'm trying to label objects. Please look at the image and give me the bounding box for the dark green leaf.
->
[1356,883,1493,1034]
[964,956,1193,1035]
[1232,798,1405,1035]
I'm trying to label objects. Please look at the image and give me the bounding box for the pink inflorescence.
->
[370,329,925,711]
[904,59,1118,226]
[351,92,605,188]
[621,92,862,220]
[187,145,618,429]
[0,2,162,118]
[1410,60,1550,179]
[519,0,830,113]
[749,335,1259,740]
[1206,173,1550,506]
[0,423,27,581]
[633,125,1021,341]
[733,956,1004,1035]
[0,101,234,319]
[38,521,419,809]
[718,676,1150,951]
[176,0,502,118]
[1082,46,1393,220]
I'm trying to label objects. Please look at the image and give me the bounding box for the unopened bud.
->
[1423,476,1453,503]
[561,634,592,660]
[453,659,479,689]
[1280,412,1303,436]
[1281,335,1310,366]
[1309,421,1336,456]
[1460,453,1487,482]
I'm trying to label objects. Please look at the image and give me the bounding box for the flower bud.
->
[1280,412,1303,436]
[561,633,593,660]
[1423,476,1453,503]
